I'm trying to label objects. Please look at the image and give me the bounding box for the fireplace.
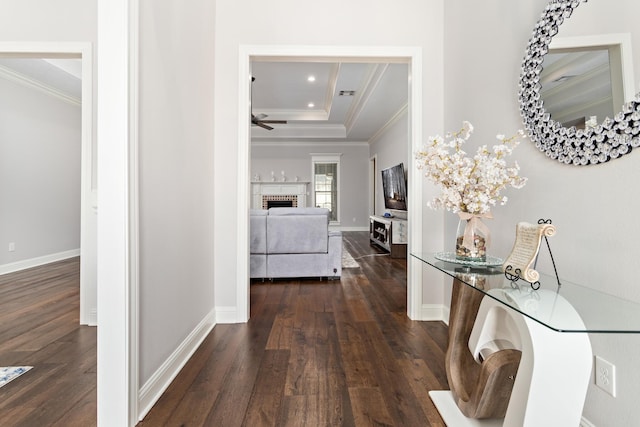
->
[251,182,308,209]
[262,194,298,210]
[267,200,294,209]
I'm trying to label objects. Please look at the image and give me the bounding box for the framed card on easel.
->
[502,221,556,283]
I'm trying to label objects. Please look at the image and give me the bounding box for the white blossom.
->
[415,121,528,215]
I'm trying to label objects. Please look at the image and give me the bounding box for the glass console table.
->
[411,252,640,427]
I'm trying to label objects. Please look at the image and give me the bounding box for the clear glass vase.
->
[456,216,489,262]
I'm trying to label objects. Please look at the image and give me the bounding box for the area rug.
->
[342,244,360,268]
[0,366,33,389]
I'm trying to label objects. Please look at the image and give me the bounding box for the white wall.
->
[0,1,96,41]
[444,1,640,425]
[0,1,98,181]
[369,111,408,216]
[214,0,445,311]
[0,77,81,266]
[138,0,216,389]
[251,143,370,228]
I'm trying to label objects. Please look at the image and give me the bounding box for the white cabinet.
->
[369,215,407,258]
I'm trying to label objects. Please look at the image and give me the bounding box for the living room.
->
[250,60,409,232]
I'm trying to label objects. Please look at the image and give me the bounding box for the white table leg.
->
[432,290,592,427]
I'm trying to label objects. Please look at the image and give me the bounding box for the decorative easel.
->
[503,219,561,290]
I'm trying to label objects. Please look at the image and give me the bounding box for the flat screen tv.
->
[381,163,407,211]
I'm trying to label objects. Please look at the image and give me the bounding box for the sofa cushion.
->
[268,207,329,223]
[250,210,268,254]
[267,214,328,254]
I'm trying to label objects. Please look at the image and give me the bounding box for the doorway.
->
[0,43,96,325]
[237,46,425,322]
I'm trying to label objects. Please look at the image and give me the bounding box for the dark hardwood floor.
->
[0,257,96,427]
[0,232,449,426]
[140,231,448,426]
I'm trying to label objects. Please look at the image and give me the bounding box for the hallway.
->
[139,232,448,426]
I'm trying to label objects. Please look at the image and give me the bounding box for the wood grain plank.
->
[242,349,290,426]
[349,387,394,427]
[0,257,96,427]
[398,358,448,427]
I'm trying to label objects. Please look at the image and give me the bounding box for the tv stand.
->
[369,215,407,258]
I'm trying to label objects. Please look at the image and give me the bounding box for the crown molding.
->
[344,63,389,133]
[368,103,408,145]
[251,123,346,139]
[254,108,328,121]
[324,63,341,117]
[0,64,80,106]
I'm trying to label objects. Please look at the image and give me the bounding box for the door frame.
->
[369,154,377,216]
[0,42,95,325]
[236,45,424,321]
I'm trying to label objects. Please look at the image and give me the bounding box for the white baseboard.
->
[81,307,98,327]
[331,226,369,232]
[0,249,80,276]
[215,306,241,324]
[137,308,216,421]
[420,304,448,322]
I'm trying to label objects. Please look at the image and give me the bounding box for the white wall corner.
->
[215,306,241,324]
[137,308,216,422]
[420,303,448,322]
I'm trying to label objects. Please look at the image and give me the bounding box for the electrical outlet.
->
[8,242,15,252]
[595,356,616,397]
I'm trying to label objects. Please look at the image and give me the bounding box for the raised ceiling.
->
[251,60,408,143]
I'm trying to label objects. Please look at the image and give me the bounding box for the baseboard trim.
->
[420,304,448,322]
[331,226,369,232]
[0,249,80,276]
[86,308,98,327]
[137,308,216,421]
[215,306,241,324]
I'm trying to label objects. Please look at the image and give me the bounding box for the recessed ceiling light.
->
[307,75,316,82]
[308,102,315,108]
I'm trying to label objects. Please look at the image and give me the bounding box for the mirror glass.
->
[541,47,618,128]
[519,0,640,165]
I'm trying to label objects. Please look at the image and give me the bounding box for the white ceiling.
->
[251,60,409,143]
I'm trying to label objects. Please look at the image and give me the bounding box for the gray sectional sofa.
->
[250,207,342,279]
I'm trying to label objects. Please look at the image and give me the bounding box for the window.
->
[311,154,341,223]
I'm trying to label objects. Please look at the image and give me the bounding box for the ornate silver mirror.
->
[519,0,640,165]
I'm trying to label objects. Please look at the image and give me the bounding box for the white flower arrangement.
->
[415,121,527,215]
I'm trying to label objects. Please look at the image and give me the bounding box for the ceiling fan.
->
[251,77,287,130]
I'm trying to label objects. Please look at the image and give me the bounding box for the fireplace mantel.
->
[251,181,309,209]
